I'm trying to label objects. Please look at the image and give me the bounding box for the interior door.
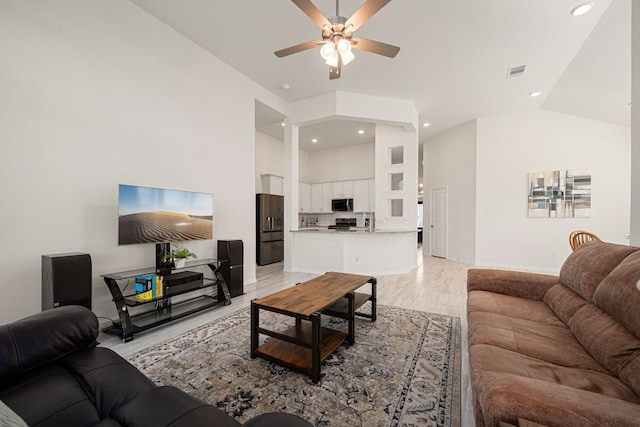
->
[430,187,447,258]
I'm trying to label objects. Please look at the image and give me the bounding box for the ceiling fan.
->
[274,0,400,80]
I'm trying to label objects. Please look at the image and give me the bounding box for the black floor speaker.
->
[217,240,243,298]
[42,253,92,310]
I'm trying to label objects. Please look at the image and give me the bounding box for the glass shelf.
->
[123,277,216,306]
[107,295,222,333]
[101,258,224,281]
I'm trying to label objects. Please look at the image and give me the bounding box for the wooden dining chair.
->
[569,230,601,251]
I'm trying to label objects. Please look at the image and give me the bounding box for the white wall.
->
[423,121,477,264]
[0,0,284,323]
[306,143,375,183]
[476,109,630,271]
[255,131,285,192]
[631,2,640,246]
[254,132,364,187]
[299,149,312,183]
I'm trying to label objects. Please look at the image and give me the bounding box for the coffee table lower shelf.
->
[322,292,375,320]
[254,323,348,376]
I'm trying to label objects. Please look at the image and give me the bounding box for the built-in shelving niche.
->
[386,146,405,218]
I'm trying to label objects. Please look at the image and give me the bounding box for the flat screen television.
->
[118,184,214,245]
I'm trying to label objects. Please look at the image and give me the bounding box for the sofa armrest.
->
[0,306,98,386]
[467,269,558,301]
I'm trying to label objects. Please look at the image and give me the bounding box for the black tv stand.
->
[101,258,231,342]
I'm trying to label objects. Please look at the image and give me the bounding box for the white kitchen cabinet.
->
[332,180,354,198]
[368,179,375,210]
[321,182,333,212]
[353,179,375,212]
[311,182,333,213]
[299,182,312,213]
[261,174,283,195]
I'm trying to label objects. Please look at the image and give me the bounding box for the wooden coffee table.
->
[250,272,377,383]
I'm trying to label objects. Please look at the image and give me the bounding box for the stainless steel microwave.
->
[331,198,353,211]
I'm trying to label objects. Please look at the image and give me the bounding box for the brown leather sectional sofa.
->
[467,241,640,426]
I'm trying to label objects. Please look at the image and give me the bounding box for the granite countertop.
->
[292,227,417,234]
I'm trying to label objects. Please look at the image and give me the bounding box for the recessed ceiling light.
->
[571,2,593,16]
[358,130,365,134]
[311,138,318,143]
[281,83,291,90]
[529,91,542,97]
[281,122,285,127]
[422,122,430,128]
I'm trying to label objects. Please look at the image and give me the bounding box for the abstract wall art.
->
[527,169,591,218]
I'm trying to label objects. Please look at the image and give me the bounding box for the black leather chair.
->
[0,306,312,427]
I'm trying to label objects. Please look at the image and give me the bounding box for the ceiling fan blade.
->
[351,37,400,58]
[291,0,332,30]
[329,56,342,80]
[344,0,392,32]
[274,40,322,58]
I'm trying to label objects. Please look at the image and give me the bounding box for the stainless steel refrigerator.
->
[256,193,284,265]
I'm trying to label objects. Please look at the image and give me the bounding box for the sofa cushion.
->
[470,344,640,403]
[468,311,608,373]
[113,386,241,427]
[241,412,315,427]
[621,354,640,403]
[0,363,102,427]
[569,303,640,388]
[559,241,639,302]
[62,348,156,419]
[543,283,589,326]
[471,370,640,427]
[468,290,565,327]
[593,251,640,339]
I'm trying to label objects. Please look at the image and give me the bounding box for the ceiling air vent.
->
[507,65,526,79]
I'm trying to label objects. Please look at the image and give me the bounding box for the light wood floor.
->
[100,250,474,426]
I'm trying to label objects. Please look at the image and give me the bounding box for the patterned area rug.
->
[128,304,461,427]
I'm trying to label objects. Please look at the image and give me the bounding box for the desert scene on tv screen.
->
[119,211,213,244]
[118,185,214,245]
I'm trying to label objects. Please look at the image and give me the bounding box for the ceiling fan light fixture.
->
[320,42,335,60]
[341,50,355,65]
[325,50,340,67]
[337,38,352,54]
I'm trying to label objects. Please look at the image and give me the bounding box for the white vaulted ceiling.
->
[130,0,630,149]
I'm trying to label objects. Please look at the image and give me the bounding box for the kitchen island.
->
[290,228,418,275]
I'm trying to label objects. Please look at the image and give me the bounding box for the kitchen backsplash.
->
[299,212,373,228]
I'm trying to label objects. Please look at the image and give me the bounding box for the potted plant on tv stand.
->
[164,246,197,269]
